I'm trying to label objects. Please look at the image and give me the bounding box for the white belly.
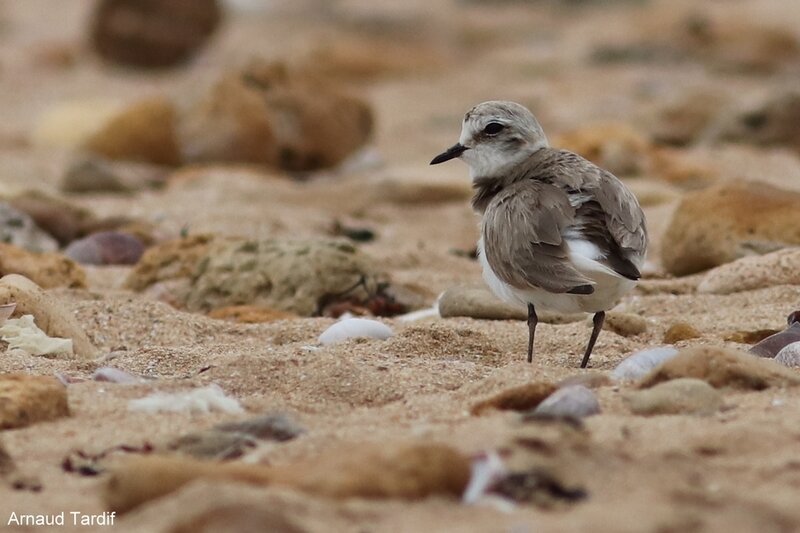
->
[477,238,637,314]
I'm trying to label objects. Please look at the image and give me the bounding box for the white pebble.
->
[533,385,600,418]
[612,345,679,381]
[775,341,800,368]
[318,318,393,345]
[93,367,141,384]
[128,384,244,414]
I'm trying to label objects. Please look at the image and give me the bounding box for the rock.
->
[611,346,679,382]
[438,285,583,323]
[439,285,525,320]
[207,305,298,324]
[0,202,58,253]
[553,122,651,176]
[638,345,800,390]
[177,60,373,171]
[169,504,305,533]
[318,318,393,345]
[697,248,800,295]
[531,385,600,419]
[30,99,123,149]
[626,378,723,415]
[663,322,701,344]
[0,244,86,289]
[471,382,557,415]
[106,443,470,513]
[128,385,243,415]
[64,232,145,266]
[7,190,97,246]
[748,312,800,358]
[90,0,222,69]
[0,374,69,430]
[661,181,800,276]
[0,274,97,359]
[183,238,384,316]
[604,312,647,337]
[125,234,216,292]
[713,90,800,153]
[62,155,168,194]
[83,97,181,166]
[775,342,800,368]
[648,90,731,146]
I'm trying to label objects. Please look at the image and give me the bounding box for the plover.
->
[431,101,647,367]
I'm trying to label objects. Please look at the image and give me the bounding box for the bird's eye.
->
[483,122,505,135]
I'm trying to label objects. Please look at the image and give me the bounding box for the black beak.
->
[430,143,468,165]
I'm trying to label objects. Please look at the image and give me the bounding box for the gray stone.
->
[775,341,800,368]
[532,385,601,419]
[0,203,58,253]
[612,346,679,382]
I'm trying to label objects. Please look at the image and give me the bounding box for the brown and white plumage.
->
[431,101,648,367]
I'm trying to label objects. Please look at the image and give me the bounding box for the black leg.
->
[527,303,538,363]
[580,311,605,368]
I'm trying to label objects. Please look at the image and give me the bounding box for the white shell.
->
[0,314,73,356]
[533,385,600,418]
[0,302,16,323]
[318,318,393,345]
[775,342,800,368]
[128,384,244,414]
[612,345,679,382]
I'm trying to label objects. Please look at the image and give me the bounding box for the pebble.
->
[663,322,701,344]
[0,374,69,430]
[0,202,58,253]
[64,231,145,266]
[318,318,393,345]
[749,313,800,357]
[611,346,679,382]
[626,378,722,416]
[775,342,800,368]
[604,312,648,337]
[638,345,800,390]
[92,367,142,384]
[0,243,86,289]
[532,385,601,419]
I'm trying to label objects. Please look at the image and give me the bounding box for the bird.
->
[430,101,647,368]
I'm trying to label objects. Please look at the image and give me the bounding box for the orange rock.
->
[661,181,800,276]
[207,305,298,324]
[638,345,800,390]
[84,97,181,166]
[0,243,86,289]
[471,381,557,415]
[106,442,470,513]
[0,374,69,430]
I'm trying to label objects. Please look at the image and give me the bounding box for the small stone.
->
[626,378,722,416]
[439,285,525,321]
[0,202,58,253]
[83,97,181,166]
[531,385,600,419]
[7,190,97,246]
[0,243,86,289]
[92,367,142,384]
[62,156,168,194]
[775,342,800,368]
[64,231,145,266]
[611,346,679,382]
[207,305,298,324]
[183,238,385,316]
[0,274,97,359]
[0,374,69,430]
[318,318,393,345]
[661,181,800,276]
[125,234,216,292]
[698,248,800,295]
[604,312,648,337]
[749,318,800,358]
[638,345,800,390]
[90,0,222,69]
[663,322,701,344]
[471,382,557,415]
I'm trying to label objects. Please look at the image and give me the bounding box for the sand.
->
[2,0,800,531]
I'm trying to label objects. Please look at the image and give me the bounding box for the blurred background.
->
[1,0,799,295]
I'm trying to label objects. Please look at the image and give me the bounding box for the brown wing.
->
[482,180,593,293]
